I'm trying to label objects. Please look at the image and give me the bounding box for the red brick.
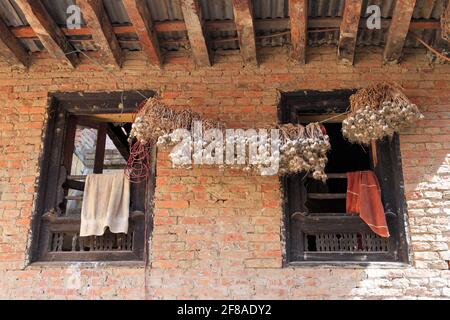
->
[0,47,449,300]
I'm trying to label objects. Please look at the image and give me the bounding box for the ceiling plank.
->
[76,0,123,69]
[289,0,308,63]
[419,0,436,19]
[383,0,417,63]
[0,16,29,67]
[179,0,211,67]
[232,0,257,65]
[14,0,78,68]
[9,18,441,39]
[337,0,363,65]
[122,0,162,66]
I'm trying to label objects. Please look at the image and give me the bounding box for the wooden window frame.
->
[279,90,410,265]
[29,91,155,263]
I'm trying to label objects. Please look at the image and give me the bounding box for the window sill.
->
[286,261,410,269]
[26,260,145,269]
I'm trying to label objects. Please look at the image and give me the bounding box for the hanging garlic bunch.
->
[130,115,179,145]
[381,101,424,131]
[129,98,331,180]
[342,102,424,145]
[156,133,172,146]
[342,106,392,145]
[342,82,424,145]
[278,123,330,182]
[129,97,223,146]
[129,109,177,145]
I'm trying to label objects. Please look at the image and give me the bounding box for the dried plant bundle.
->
[128,98,331,181]
[349,82,409,112]
[343,82,423,145]
[278,123,330,181]
[129,97,224,146]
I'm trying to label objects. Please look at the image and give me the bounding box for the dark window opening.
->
[280,90,409,264]
[304,122,371,215]
[30,91,154,263]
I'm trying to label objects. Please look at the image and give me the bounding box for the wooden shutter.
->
[373,134,410,263]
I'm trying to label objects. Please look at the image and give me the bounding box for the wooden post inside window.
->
[371,139,378,167]
[94,123,107,174]
[63,116,78,174]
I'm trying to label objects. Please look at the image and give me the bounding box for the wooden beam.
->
[122,0,162,66]
[417,0,436,19]
[0,16,29,67]
[337,0,363,65]
[232,0,257,65]
[383,0,417,63]
[179,0,211,67]
[307,193,346,199]
[93,123,107,174]
[14,0,78,68]
[9,18,441,40]
[82,113,135,123]
[63,116,78,173]
[51,91,154,113]
[289,0,308,63]
[107,123,130,161]
[76,0,123,68]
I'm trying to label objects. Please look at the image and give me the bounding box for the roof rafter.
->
[289,0,308,63]
[179,0,211,67]
[15,0,78,68]
[337,0,363,65]
[122,0,162,66]
[0,16,29,67]
[232,0,257,65]
[383,0,417,63]
[418,0,436,19]
[76,0,123,69]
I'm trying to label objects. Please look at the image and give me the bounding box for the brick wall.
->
[0,47,449,299]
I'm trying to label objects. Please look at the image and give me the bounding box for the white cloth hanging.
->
[80,172,130,237]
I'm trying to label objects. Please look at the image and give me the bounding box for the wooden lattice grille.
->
[49,231,134,252]
[305,232,389,253]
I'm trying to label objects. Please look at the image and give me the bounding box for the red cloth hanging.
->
[346,170,390,238]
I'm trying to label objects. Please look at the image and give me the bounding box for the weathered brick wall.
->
[0,47,449,299]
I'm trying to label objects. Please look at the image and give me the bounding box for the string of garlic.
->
[342,101,423,145]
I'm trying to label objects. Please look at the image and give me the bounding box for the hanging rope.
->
[409,31,450,63]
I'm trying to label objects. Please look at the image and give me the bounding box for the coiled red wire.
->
[125,140,152,184]
[124,99,153,184]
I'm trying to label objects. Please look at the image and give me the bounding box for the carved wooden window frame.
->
[29,91,154,263]
[280,90,410,265]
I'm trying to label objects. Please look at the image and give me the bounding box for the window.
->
[280,90,409,264]
[30,91,154,263]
